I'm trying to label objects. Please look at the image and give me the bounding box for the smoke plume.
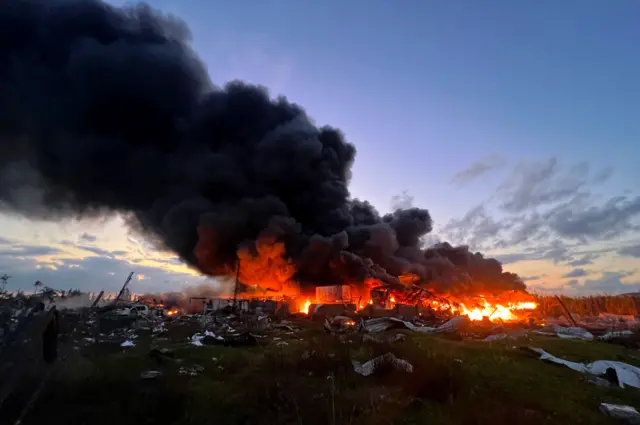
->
[0,0,525,296]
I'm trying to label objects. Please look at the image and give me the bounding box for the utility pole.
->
[115,272,134,302]
[232,258,241,311]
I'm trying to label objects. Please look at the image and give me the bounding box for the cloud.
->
[390,191,414,211]
[494,253,530,265]
[0,244,64,257]
[78,232,97,243]
[562,268,589,279]
[0,249,204,293]
[521,275,543,281]
[73,245,127,258]
[438,157,640,268]
[497,158,596,213]
[546,195,640,241]
[618,243,640,258]
[450,155,505,186]
[574,271,640,295]
[441,204,510,251]
[567,253,599,267]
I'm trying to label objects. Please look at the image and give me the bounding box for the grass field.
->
[12,316,640,425]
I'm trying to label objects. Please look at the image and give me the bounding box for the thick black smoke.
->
[0,0,525,295]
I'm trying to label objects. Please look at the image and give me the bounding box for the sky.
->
[1,0,640,295]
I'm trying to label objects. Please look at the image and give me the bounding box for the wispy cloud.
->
[617,243,640,258]
[450,155,505,187]
[562,268,589,279]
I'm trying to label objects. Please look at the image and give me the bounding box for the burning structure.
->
[0,0,535,323]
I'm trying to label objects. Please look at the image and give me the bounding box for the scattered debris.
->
[528,347,640,389]
[190,334,204,346]
[483,333,508,342]
[178,365,204,376]
[535,325,594,341]
[352,353,414,376]
[362,333,407,344]
[599,403,640,425]
[599,330,634,341]
[140,370,162,379]
[364,315,468,334]
[324,315,360,333]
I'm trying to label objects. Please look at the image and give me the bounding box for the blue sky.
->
[1,0,640,295]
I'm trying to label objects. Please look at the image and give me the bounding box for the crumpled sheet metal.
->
[352,353,414,376]
[363,315,468,334]
[530,347,640,389]
[599,403,640,424]
[599,330,635,341]
[535,325,594,341]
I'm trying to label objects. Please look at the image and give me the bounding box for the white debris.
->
[599,403,640,424]
[530,347,640,389]
[191,333,204,346]
[599,330,634,341]
[483,333,507,342]
[120,340,135,347]
[352,353,414,376]
[179,365,204,376]
[152,323,167,334]
[204,330,224,340]
[535,325,594,341]
[141,370,162,379]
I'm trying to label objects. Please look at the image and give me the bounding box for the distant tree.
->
[34,280,44,292]
[1,274,11,292]
[40,286,59,302]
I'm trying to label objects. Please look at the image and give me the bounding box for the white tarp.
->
[530,347,640,389]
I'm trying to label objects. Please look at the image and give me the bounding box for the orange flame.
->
[300,299,311,314]
[458,301,537,322]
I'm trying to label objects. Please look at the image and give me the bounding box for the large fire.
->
[457,301,537,322]
[291,289,537,323]
[197,232,538,323]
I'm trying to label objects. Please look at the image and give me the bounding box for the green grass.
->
[17,321,640,425]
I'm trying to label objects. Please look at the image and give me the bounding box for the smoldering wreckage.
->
[0,0,639,423]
